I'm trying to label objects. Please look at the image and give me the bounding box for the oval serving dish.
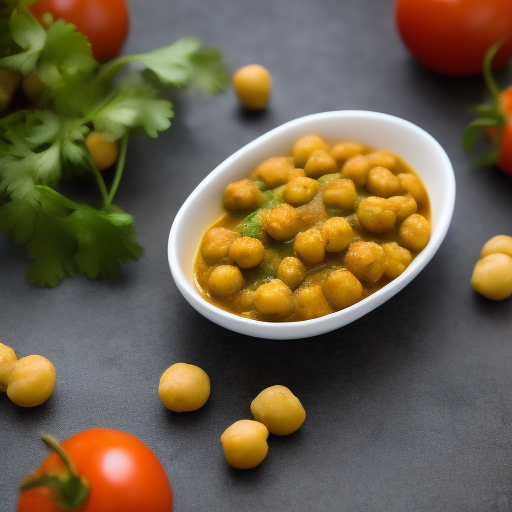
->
[168,111,455,340]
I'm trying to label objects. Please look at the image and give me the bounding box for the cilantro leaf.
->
[100,37,229,95]
[1,186,143,287]
[0,9,46,75]
[91,81,174,139]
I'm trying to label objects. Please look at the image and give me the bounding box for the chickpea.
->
[366,166,403,198]
[221,420,269,469]
[471,254,512,300]
[294,228,325,263]
[341,154,371,187]
[251,385,306,436]
[321,217,353,252]
[229,237,265,268]
[208,265,244,297]
[304,150,338,179]
[480,235,512,259]
[6,355,56,407]
[252,157,294,189]
[388,195,417,223]
[322,269,363,310]
[158,362,210,412]
[287,168,306,181]
[0,342,17,393]
[398,173,428,206]
[292,134,330,168]
[382,242,412,279]
[254,279,293,315]
[357,196,396,233]
[294,285,333,320]
[365,150,398,171]
[399,214,431,252]
[344,241,386,282]
[201,228,239,261]
[85,132,119,171]
[262,203,301,241]
[232,64,272,110]
[330,141,365,163]
[322,178,358,210]
[223,179,265,211]
[283,177,320,206]
[277,257,306,290]
[232,289,257,312]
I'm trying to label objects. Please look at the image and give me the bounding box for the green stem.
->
[20,434,89,510]
[483,40,505,104]
[88,158,110,207]
[106,132,129,207]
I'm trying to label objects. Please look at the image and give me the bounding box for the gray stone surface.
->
[2,0,512,511]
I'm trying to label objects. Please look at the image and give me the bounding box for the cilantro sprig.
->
[0,2,229,286]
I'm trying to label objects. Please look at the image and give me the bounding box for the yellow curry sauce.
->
[193,135,431,322]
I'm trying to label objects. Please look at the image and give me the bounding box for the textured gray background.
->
[2,0,512,511]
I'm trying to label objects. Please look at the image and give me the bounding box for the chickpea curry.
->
[193,134,431,322]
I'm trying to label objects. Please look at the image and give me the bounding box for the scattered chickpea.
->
[283,177,320,206]
[232,64,272,111]
[382,242,412,279]
[366,166,403,198]
[294,285,333,320]
[277,257,306,290]
[471,253,512,300]
[321,217,353,252]
[252,157,294,189]
[292,135,330,168]
[85,131,119,171]
[322,178,358,210]
[158,363,210,412]
[208,265,245,297]
[201,228,239,261]
[330,141,365,163]
[223,179,265,211]
[304,150,338,179]
[399,214,431,252]
[357,196,397,233]
[6,355,56,407]
[322,269,363,310]
[0,342,17,393]
[341,154,372,187]
[480,235,512,259]
[229,237,265,268]
[254,279,293,315]
[344,241,386,282]
[262,203,301,241]
[294,228,326,263]
[251,385,306,436]
[221,419,269,469]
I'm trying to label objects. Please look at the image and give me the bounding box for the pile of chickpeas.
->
[194,134,431,322]
[471,235,512,300]
[0,342,56,407]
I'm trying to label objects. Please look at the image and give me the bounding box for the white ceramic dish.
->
[168,111,455,340]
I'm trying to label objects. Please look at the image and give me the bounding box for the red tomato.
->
[18,429,173,512]
[496,87,512,176]
[30,0,130,63]
[395,0,512,76]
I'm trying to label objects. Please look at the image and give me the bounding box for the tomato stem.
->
[19,434,89,510]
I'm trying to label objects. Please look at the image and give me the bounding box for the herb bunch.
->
[0,0,228,286]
